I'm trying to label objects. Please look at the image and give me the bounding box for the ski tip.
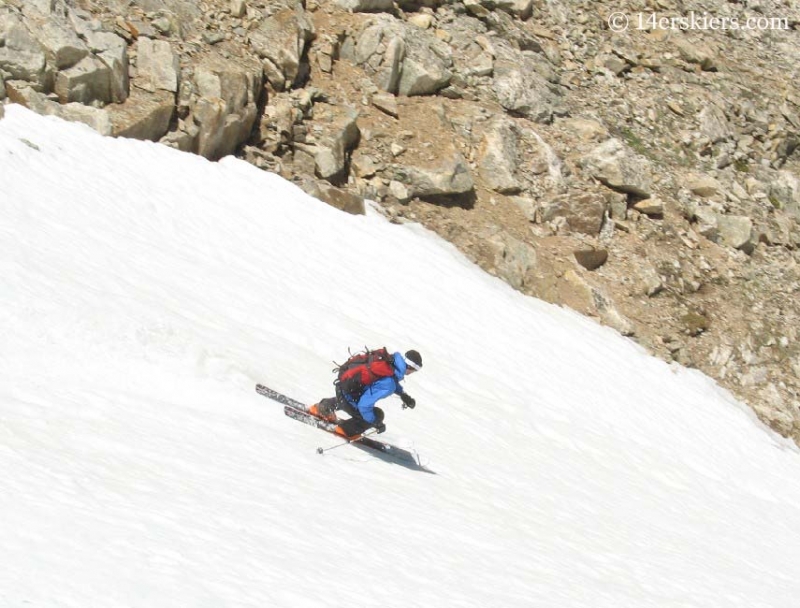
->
[316,447,324,455]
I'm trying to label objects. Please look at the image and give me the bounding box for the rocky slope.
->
[2,0,800,443]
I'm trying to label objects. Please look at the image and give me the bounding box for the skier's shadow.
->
[350,443,436,475]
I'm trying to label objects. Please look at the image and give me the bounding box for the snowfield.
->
[2,104,800,607]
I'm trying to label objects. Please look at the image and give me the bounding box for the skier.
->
[309,349,422,439]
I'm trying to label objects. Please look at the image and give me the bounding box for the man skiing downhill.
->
[309,349,422,439]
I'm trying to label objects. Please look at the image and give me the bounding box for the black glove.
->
[400,393,416,409]
[373,421,386,434]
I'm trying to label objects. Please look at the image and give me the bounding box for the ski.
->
[255,383,431,471]
[255,383,308,412]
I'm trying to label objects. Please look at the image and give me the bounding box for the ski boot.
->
[308,400,337,423]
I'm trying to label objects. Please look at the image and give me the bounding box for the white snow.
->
[2,104,800,607]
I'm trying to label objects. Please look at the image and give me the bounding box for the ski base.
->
[256,384,432,472]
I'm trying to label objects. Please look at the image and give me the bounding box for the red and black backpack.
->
[334,347,396,403]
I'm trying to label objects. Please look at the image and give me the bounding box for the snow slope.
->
[2,104,800,607]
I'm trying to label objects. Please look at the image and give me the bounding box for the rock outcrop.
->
[4,0,800,447]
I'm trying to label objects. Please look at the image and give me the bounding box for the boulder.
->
[136,38,180,94]
[54,54,112,104]
[348,16,452,96]
[540,192,607,235]
[390,154,475,201]
[107,88,174,141]
[632,197,665,217]
[305,105,360,183]
[481,0,533,19]
[579,138,653,197]
[6,83,112,134]
[336,0,394,11]
[563,270,634,336]
[717,215,755,253]
[0,14,48,88]
[758,213,797,247]
[511,196,537,221]
[371,93,398,118]
[248,7,314,91]
[485,231,536,290]
[477,116,520,194]
[30,14,89,70]
[769,171,800,220]
[691,206,720,240]
[303,179,366,215]
[188,59,262,159]
[397,37,452,95]
[698,104,732,144]
[86,31,129,103]
[686,173,722,198]
[674,37,717,71]
[493,60,562,123]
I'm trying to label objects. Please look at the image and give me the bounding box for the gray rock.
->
[371,92,398,118]
[390,154,474,201]
[769,171,800,220]
[230,0,247,18]
[388,180,410,202]
[188,58,262,159]
[463,0,490,18]
[303,179,366,215]
[477,116,521,194]
[563,270,634,336]
[407,14,434,29]
[397,39,452,96]
[759,213,797,247]
[308,105,360,182]
[698,104,732,144]
[540,192,607,235]
[686,173,722,198]
[0,73,5,101]
[31,15,89,70]
[54,54,111,104]
[336,0,394,11]
[486,231,536,290]
[493,60,561,123]
[580,138,653,197]
[377,36,404,94]
[674,37,717,71]
[352,155,379,179]
[607,191,628,220]
[151,17,172,35]
[485,0,533,19]
[511,196,537,221]
[108,88,174,141]
[632,198,664,217]
[20,0,62,16]
[692,206,720,240]
[248,7,314,91]
[351,16,451,96]
[0,14,48,87]
[9,84,113,134]
[137,38,179,94]
[160,120,200,152]
[717,215,755,253]
[638,265,664,296]
[86,31,129,103]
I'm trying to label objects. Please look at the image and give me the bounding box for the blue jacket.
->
[346,352,408,423]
